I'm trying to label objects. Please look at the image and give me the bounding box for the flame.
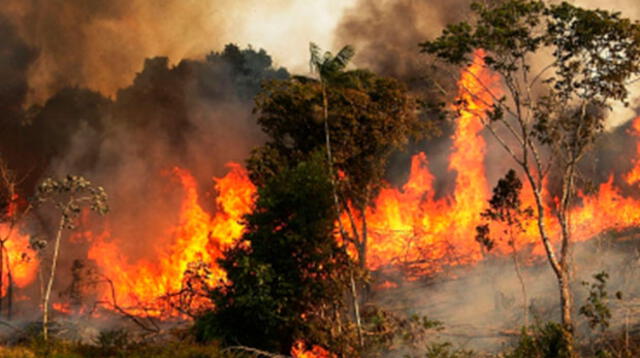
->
[52,302,72,315]
[4,50,640,320]
[0,226,37,298]
[291,340,335,358]
[363,50,500,275]
[626,119,640,186]
[0,195,37,298]
[87,164,255,315]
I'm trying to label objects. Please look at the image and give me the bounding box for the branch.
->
[91,275,160,334]
[222,346,290,358]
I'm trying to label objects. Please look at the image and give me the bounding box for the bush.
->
[504,323,572,358]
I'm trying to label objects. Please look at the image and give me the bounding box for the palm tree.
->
[308,42,355,190]
[308,43,364,347]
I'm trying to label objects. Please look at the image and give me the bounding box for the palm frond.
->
[333,45,356,70]
[309,42,323,73]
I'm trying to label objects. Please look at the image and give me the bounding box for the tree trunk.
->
[359,206,368,271]
[0,241,4,318]
[558,269,575,356]
[524,171,575,355]
[43,212,66,341]
[321,82,365,350]
[510,239,528,329]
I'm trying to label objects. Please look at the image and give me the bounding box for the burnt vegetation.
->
[1,1,640,357]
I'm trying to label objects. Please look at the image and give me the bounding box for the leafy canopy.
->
[195,154,351,353]
[422,0,640,155]
[249,68,430,209]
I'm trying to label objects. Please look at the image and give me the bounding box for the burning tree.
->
[0,157,31,320]
[422,0,640,354]
[35,175,108,341]
[249,46,434,271]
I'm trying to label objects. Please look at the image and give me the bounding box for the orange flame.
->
[363,50,500,274]
[0,193,37,298]
[87,164,255,315]
[291,340,335,358]
[4,50,640,319]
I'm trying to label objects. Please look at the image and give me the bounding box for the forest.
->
[1,0,640,357]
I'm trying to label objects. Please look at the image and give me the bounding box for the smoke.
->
[374,232,640,355]
[0,44,288,316]
[335,0,473,82]
[0,0,354,106]
[0,15,36,121]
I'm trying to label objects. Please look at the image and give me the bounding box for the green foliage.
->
[579,271,621,331]
[504,323,572,358]
[422,0,640,155]
[250,65,430,210]
[476,169,533,252]
[195,154,352,354]
[309,42,356,83]
[422,342,474,358]
[94,329,132,356]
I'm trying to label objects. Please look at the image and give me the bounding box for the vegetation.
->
[249,47,434,270]
[35,176,109,341]
[476,169,533,328]
[195,154,354,354]
[422,0,640,353]
[2,1,640,357]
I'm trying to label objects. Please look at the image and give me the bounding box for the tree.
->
[476,169,533,328]
[35,175,108,340]
[249,48,432,271]
[422,0,640,352]
[195,154,354,354]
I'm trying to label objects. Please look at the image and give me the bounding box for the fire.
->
[626,118,640,186]
[0,193,37,298]
[4,50,640,320]
[86,164,255,315]
[291,340,335,358]
[0,225,37,296]
[364,50,500,274]
[362,51,640,278]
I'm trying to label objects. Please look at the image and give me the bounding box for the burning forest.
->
[2,1,640,357]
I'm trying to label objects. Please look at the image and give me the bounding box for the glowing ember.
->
[52,302,72,315]
[291,340,335,358]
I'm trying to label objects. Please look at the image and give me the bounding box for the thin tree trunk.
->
[0,241,4,318]
[510,239,528,329]
[524,169,575,354]
[6,268,11,320]
[43,212,66,341]
[359,205,368,271]
[321,82,364,349]
[558,271,575,356]
[3,245,12,320]
[349,268,364,348]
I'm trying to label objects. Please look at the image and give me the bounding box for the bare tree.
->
[35,175,108,340]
